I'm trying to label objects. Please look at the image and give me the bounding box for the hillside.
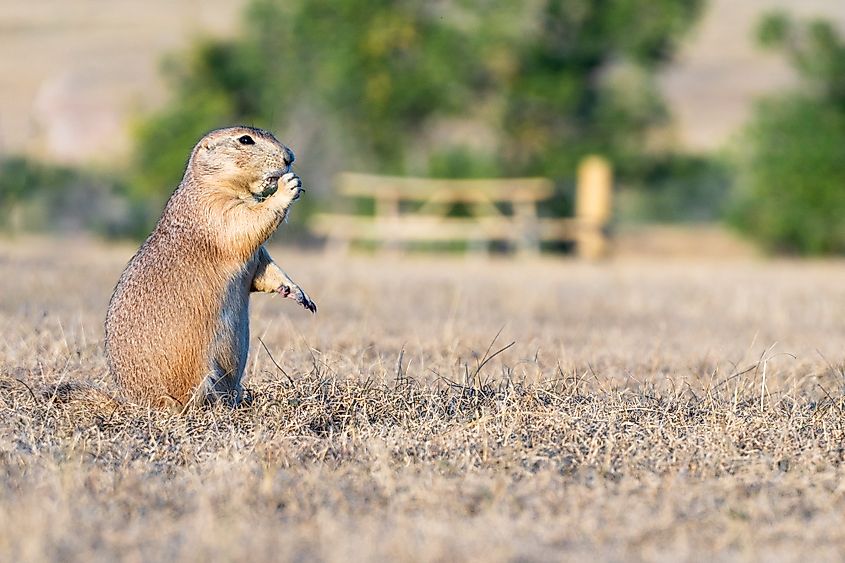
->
[0,0,843,163]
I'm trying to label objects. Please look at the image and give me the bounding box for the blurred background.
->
[1,0,844,256]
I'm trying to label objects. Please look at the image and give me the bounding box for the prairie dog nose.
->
[283,147,295,167]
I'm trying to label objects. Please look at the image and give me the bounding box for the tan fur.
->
[104,126,316,408]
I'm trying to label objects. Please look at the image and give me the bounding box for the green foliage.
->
[755,12,845,107]
[129,0,704,228]
[498,0,702,178]
[0,157,71,203]
[0,157,127,235]
[621,154,733,223]
[427,148,502,179]
[130,41,255,203]
[732,98,845,254]
[0,157,69,230]
[731,14,845,254]
[756,12,791,48]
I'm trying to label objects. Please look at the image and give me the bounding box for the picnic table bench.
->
[310,156,612,258]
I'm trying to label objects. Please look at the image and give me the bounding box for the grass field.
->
[1,238,845,561]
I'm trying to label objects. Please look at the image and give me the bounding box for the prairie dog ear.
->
[201,137,221,151]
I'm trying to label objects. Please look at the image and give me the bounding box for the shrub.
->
[731,98,845,253]
[731,13,845,254]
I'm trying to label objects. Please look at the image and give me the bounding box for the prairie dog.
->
[105,126,315,408]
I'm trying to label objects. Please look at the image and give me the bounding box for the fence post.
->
[575,155,612,259]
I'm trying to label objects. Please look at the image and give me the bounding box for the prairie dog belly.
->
[207,253,260,401]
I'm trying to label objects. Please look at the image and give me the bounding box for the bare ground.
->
[1,238,845,561]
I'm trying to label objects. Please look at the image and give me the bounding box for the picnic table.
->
[310,156,612,258]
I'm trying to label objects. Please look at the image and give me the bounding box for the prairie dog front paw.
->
[281,172,303,200]
[275,283,317,313]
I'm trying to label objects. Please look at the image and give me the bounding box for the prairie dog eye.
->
[238,135,255,145]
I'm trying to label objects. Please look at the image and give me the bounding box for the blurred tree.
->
[129,0,704,227]
[731,13,845,254]
[496,0,703,178]
[756,13,845,107]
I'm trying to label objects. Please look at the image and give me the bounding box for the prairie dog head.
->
[189,126,298,202]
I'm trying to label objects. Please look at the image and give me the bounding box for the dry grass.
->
[1,238,845,561]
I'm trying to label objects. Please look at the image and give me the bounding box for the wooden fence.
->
[310,156,612,258]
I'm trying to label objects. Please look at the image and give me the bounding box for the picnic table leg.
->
[514,201,541,256]
[575,156,613,259]
[377,194,403,253]
[467,234,490,257]
[324,229,351,254]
